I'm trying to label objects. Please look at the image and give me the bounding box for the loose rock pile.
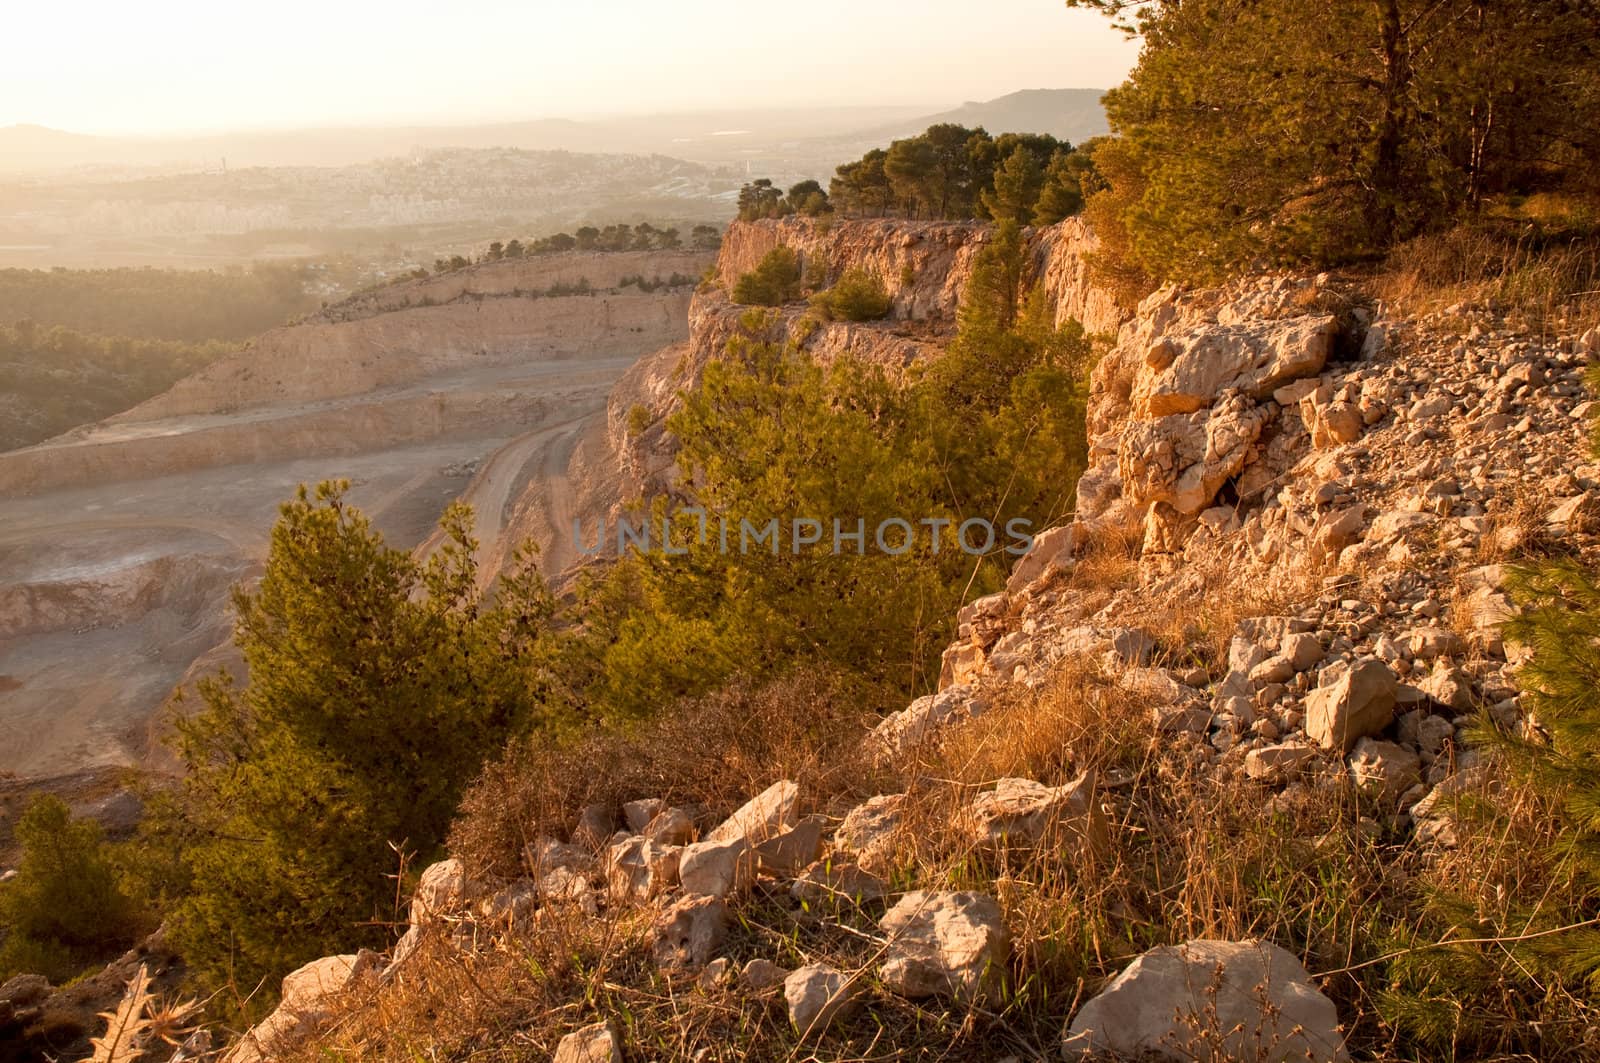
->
[224,277,1594,1061]
[931,280,1598,855]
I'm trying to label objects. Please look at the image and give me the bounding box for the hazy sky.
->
[3,0,1139,135]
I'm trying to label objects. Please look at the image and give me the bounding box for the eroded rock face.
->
[1079,279,1360,554]
[878,891,1010,1001]
[1061,939,1348,1062]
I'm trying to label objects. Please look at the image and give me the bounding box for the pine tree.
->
[980,146,1043,226]
[0,797,143,982]
[1032,151,1086,225]
[148,483,566,1014]
[1067,0,1600,282]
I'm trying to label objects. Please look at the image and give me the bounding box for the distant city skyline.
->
[3,0,1138,136]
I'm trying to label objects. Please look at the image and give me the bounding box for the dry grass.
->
[270,533,1600,1062]
[451,671,887,879]
[1373,215,1600,332]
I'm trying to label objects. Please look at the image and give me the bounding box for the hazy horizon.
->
[4,0,1137,137]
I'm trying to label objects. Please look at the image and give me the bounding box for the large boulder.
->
[1061,939,1348,1061]
[1305,660,1397,752]
[878,891,1010,1001]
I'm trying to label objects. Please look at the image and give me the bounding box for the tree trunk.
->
[1368,0,1411,245]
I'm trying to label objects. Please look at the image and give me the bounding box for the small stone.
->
[553,1020,622,1063]
[1244,742,1318,782]
[698,957,732,991]
[622,799,663,833]
[707,780,799,845]
[879,891,1010,1001]
[652,895,727,971]
[785,964,862,1037]
[791,860,887,906]
[1281,631,1325,672]
[643,807,696,846]
[741,958,790,992]
[1349,738,1422,802]
[678,836,754,899]
[753,816,826,875]
[963,774,1107,855]
[1250,655,1296,686]
[834,794,906,873]
[1406,627,1465,660]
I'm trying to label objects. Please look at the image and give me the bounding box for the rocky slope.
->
[32,218,1600,1061]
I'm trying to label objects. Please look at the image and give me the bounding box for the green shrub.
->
[145,483,571,1017]
[730,248,803,307]
[810,268,892,322]
[583,243,1093,717]
[0,796,144,983]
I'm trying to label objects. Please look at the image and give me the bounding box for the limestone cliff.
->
[122,249,714,421]
[0,251,713,497]
[520,216,1128,561]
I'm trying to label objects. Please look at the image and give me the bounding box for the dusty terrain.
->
[0,250,713,789]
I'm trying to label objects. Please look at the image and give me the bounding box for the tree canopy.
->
[1067,0,1600,284]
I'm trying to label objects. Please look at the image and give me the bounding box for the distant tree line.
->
[736,179,833,221]
[737,126,1094,227]
[0,320,233,449]
[0,265,315,343]
[426,223,722,276]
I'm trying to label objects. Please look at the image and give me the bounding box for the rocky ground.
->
[940,279,1600,846]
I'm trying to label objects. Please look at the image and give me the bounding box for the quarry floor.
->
[0,356,631,792]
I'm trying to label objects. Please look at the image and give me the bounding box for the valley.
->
[0,247,714,788]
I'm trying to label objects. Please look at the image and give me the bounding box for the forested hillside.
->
[0,322,233,450]
[0,265,314,342]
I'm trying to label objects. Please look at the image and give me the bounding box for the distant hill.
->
[909,88,1109,142]
[0,93,1107,177]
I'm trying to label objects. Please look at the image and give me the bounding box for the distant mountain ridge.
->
[0,91,1108,175]
[899,88,1109,142]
